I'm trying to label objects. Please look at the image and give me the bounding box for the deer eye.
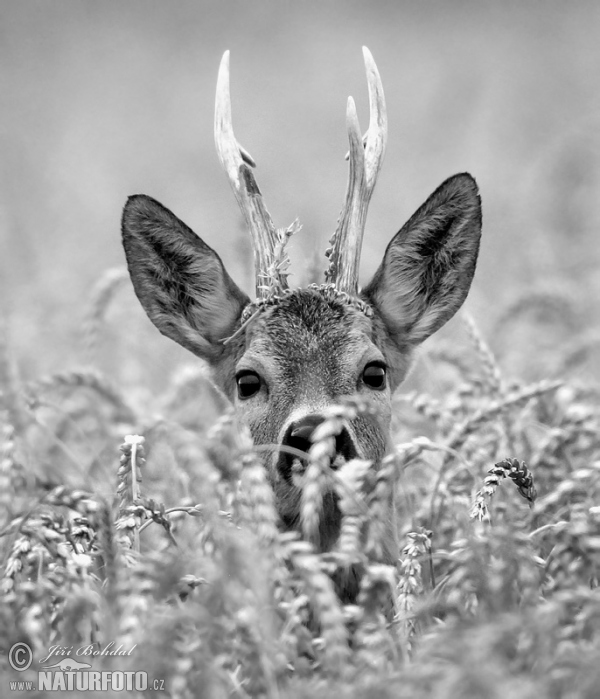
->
[362,362,387,390]
[236,370,262,399]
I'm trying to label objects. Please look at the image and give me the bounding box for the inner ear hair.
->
[121,194,250,361]
[362,173,482,346]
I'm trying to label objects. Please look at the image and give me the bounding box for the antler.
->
[215,51,291,299]
[325,47,388,295]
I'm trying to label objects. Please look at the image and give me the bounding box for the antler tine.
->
[325,47,388,296]
[362,47,388,189]
[214,51,281,299]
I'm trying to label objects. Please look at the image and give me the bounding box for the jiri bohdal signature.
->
[40,643,137,665]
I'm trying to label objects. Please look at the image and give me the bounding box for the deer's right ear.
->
[362,173,482,347]
[121,194,250,361]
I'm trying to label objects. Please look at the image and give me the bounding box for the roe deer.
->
[121,48,481,562]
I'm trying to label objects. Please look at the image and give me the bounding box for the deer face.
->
[232,291,394,549]
[121,49,482,554]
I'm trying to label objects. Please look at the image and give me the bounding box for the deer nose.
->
[277,413,359,481]
[290,414,325,444]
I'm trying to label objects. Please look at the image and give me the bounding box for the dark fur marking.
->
[414,215,457,258]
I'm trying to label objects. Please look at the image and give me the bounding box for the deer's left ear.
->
[361,173,481,346]
[122,194,250,361]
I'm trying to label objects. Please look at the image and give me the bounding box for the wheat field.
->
[1,2,600,698]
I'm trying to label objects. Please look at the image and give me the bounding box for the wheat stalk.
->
[470,458,537,522]
[116,434,145,553]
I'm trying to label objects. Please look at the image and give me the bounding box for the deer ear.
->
[362,173,481,347]
[121,194,250,361]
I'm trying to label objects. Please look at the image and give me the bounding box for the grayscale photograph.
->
[1,2,599,697]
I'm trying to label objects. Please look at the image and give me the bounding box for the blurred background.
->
[1,0,599,394]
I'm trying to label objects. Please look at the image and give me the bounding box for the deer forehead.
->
[240,291,382,385]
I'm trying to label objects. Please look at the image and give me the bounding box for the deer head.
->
[122,48,481,556]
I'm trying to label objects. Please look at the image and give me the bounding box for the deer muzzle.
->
[277,413,358,484]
